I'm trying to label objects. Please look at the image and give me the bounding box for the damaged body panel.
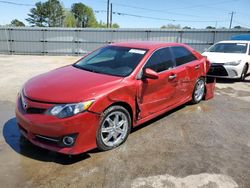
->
[16,42,213,154]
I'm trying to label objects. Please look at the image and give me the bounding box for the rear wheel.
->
[240,64,248,81]
[191,78,205,104]
[96,105,131,151]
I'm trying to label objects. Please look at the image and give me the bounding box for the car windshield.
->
[207,43,247,53]
[74,46,147,77]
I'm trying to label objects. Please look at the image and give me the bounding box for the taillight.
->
[205,59,211,73]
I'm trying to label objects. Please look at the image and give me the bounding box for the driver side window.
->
[144,47,175,73]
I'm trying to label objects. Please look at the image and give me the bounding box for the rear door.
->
[170,46,199,100]
[138,47,177,119]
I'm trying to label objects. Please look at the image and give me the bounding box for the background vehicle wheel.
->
[191,78,205,104]
[96,105,131,151]
[240,64,248,81]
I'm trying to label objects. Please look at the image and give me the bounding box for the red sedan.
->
[16,42,212,155]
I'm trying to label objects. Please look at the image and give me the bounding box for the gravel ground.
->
[0,55,249,188]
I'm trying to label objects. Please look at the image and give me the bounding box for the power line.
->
[0,0,245,27]
[95,10,227,23]
[162,0,237,11]
[178,0,250,20]
[112,2,204,18]
[0,0,33,6]
[111,11,227,23]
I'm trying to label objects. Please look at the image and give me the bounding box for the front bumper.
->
[15,96,101,155]
[207,63,242,79]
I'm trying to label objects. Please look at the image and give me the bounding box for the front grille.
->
[19,95,47,114]
[208,65,228,76]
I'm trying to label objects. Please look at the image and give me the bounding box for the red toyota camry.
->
[16,42,211,155]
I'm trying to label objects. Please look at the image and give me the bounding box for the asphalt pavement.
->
[0,55,249,188]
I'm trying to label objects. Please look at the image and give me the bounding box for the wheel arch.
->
[105,101,134,126]
[245,62,249,72]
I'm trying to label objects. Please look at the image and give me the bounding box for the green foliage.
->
[71,3,98,28]
[206,26,216,29]
[44,0,64,27]
[10,19,25,27]
[234,26,243,29]
[26,0,64,27]
[112,23,119,28]
[26,2,47,27]
[161,24,181,29]
[97,21,106,28]
[63,10,76,27]
[26,1,119,28]
[97,21,119,28]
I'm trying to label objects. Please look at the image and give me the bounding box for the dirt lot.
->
[0,55,249,188]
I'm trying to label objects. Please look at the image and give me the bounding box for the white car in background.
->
[202,40,250,80]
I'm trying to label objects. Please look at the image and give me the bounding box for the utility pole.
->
[110,3,113,28]
[107,0,110,28]
[229,11,235,29]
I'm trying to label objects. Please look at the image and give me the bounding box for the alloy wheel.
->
[194,79,205,102]
[100,111,129,147]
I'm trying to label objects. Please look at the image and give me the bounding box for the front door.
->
[137,47,177,119]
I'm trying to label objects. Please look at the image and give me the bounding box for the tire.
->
[240,64,248,81]
[191,78,205,104]
[96,105,131,151]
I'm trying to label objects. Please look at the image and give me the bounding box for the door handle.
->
[195,65,200,69]
[168,74,177,80]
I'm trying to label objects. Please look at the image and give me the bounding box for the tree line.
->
[160,24,246,29]
[9,0,119,28]
[8,0,245,29]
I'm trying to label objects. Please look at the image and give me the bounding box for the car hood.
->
[202,52,246,63]
[24,65,123,103]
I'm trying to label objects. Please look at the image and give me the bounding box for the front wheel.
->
[96,105,131,151]
[191,78,205,104]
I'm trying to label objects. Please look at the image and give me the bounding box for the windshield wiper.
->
[73,64,103,74]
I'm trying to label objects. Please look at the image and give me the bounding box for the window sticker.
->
[129,49,146,54]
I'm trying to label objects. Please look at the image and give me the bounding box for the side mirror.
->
[143,68,159,79]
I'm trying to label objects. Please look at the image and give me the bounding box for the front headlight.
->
[48,100,94,118]
[224,60,242,66]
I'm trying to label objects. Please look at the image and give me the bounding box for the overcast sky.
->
[0,0,249,28]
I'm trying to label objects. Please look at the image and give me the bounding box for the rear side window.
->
[144,47,175,73]
[171,46,197,66]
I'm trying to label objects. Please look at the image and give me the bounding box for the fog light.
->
[62,136,75,146]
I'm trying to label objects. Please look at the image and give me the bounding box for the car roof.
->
[217,40,250,43]
[110,41,187,50]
